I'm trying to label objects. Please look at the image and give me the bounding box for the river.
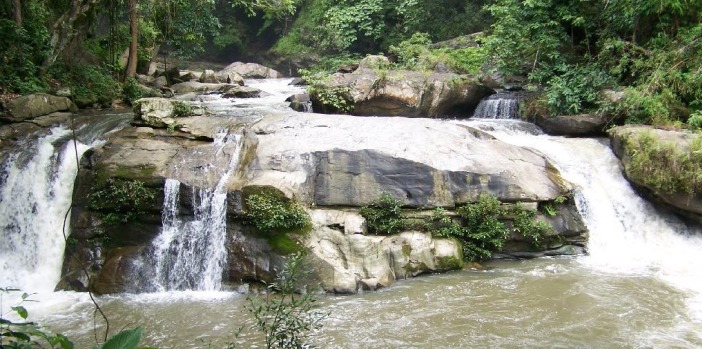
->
[2,80,702,348]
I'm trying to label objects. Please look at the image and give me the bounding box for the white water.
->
[472,94,520,119]
[0,128,92,292]
[464,119,702,322]
[148,133,243,291]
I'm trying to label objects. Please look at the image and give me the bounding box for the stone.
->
[153,76,169,89]
[358,55,390,70]
[285,93,311,112]
[199,69,220,84]
[214,71,245,86]
[2,93,75,122]
[221,85,262,99]
[245,113,571,207]
[136,74,155,86]
[310,69,493,117]
[218,62,282,79]
[288,77,307,86]
[536,113,610,137]
[609,125,702,222]
[133,97,194,128]
[171,81,234,94]
[54,87,72,97]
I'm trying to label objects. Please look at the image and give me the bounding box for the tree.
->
[11,0,21,26]
[43,0,101,69]
[125,0,138,78]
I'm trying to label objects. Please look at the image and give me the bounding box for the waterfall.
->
[473,93,520,119]
[147,133,242,291]
[468,120,702,319]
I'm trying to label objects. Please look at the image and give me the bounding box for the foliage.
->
[688,111,702,130]
[625,131,702,196]
[244,188,311,234]
[388,33,488,74]
[47,63,120,107]
[89,179,157,225]
[510,204,551,248]
[0,18,48,94]
[122,78,145,105]
[538,63,614,115]
[359,193,405,235]
[425,195,552,261]
[301,69,354,113]
[172,101,194,117]
[245,251,327,349]
[0,289,74,349]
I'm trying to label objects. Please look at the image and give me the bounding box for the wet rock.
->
[133,98,195,128]
[286,93,311,112]
[170,81,234,94]
[221,85,262,99]
[199,69,220,84]
[218,62,282,79]
[536,113,610,137]
[2,93,75,122]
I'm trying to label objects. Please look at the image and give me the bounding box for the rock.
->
[245,113,571,207]
[133,97,194,128]
[285,93,311,112]
[31,112,73,127]
[147,62,158,76]
[429,33,483,50]
[153,76,169,89]
[136,74,155,86]
[358,55,390,70]
[310,69,493,117]
[305,227,463,293]
[199,69,220,84]
[221,85,262,99]
[170,81,233,94]
[54,87,72,98]
[609,125,702,222]
[2,94,75,122]
[536,113,610,137]
[218,62,282,79]
[288,77,307,86]
[337,64,359,73]
[214,71,245,86]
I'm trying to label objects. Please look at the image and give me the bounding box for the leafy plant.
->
[172,101,195,117]
[510,204,552,248]
[122,78,145,106]
[0,289,74,349]
[245,252,328,349]
[89,179,157,225]
[689,111,702,130]
[244,188,311,234]
[359,193,405,235]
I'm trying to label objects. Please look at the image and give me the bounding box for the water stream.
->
[2,81,702,348]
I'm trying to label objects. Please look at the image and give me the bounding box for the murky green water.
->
[38,258,702,349]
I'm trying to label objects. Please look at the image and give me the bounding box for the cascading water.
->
[472,92,520,119]
[465,119,702,321]
[146,132,243,291]
[0,114,131,292]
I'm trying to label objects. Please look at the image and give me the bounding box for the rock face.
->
[218,62,282,79]
[311,65,493,117]
[609,125,702,222]
[1,94,75,122]
[60,109,588,294]
[535,113,610,137]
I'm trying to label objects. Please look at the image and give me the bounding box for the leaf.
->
[12,306,28,319]
[97,327,143,349]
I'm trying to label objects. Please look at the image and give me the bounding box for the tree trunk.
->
[125,0,138,79]
[43,0,101,69]
[12,0,22,27]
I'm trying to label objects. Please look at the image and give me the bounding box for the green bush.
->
[244,188,311,234]
[48,63,120,107]
[172,101,195,117]
[536,64,613,116]
[89,179,158,225]
[359,193,405,235]
[122,77,145,105]
[510,204,552,248]
[688,111,702,130]
[0,19,48,94]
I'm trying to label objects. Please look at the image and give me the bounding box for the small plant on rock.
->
[89,179,158,225]
[359,193,405,235]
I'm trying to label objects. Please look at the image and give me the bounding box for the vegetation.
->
[359,193,405,235]
[243,187,311,234]
[625,131,702,196]
[245,251,328,349]
[89,179,158,225]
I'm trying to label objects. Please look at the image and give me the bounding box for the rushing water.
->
[472,92,520,119]
[3,81,702,348]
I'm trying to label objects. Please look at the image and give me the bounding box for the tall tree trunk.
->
[12,0,22,27]
[43,0,101,69]
[125,0,138,79]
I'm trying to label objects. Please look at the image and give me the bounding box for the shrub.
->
[688,111,702,130]
[536,64,613,116]
[359,193,405,235]
[122,77,144,105]
[48,63,120,107]
[172,101,195,117]
[244,188,311,234]
[510,204,552,248]
[245,251,328,349]
[89,179,158,225]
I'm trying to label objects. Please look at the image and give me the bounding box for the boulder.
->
[153,76,169,89]
[305,225,463,293]
[310,68,493,117]
[358,55,390,70]
[285,93,312,112]
[536,113,610,137]
[214,71,245,86]
[245,113,571,207]
[199,69,220,84]
[288,77,307,86]
[218,62,282,79]
[221,85,262,99]
[2,93,75,122]
[133,98,195,128]
[609,125,702,222]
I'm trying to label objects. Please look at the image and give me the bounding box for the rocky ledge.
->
[59,105,588,294]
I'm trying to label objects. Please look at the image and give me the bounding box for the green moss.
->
[625,131,702,196]
[401,244,412,257]
[172,101,194,117]
[404,261,429,274]
[436,255,464,270]
[268,233,304,256]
